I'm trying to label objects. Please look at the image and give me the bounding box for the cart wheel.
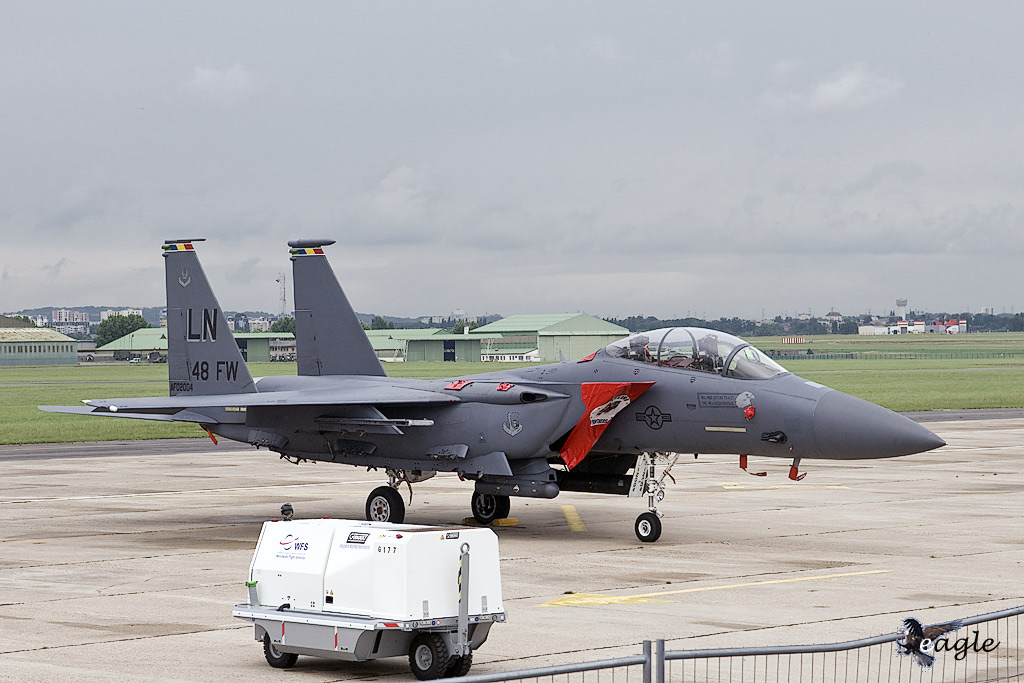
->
[263,633,298,669]
[445,653,473,678]
[366,486,405,523]
[408,633,450,680]
[634,512,662,543]
[471,492,509,525]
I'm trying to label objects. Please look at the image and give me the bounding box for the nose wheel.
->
[629,452,678,543]
[634,511,662,543]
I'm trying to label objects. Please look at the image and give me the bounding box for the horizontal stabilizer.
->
[40,384,458,423]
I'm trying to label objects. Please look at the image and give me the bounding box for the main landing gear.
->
[364,468,433,524]
[363,468,513,528]
[365,485,405,523]
[470,491,510,525]
[629,452,679,543]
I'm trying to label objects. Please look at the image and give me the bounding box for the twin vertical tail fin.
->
[163,240,256,396]
[289,240,386,377]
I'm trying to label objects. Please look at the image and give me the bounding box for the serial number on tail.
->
[190,360,241,382]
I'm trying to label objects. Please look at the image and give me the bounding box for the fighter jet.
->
[41,239,946,542]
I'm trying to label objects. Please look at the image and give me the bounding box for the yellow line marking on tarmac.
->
[538,569,891,607]
[561,505,587,532]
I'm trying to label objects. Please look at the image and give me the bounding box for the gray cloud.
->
[186,64,257,105]
[687,41,737,82]
[764,62,903,112]
[1,3,1022,321]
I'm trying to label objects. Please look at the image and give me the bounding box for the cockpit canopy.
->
[604,327,788,379]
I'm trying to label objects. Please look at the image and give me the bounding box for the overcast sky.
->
[2,2,1022,321]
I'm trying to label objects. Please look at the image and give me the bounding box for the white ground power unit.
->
[232,518,505,679]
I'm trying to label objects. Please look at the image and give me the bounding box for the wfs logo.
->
[279,534,308,552]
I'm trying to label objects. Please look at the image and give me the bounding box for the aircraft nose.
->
[812,390,946,459]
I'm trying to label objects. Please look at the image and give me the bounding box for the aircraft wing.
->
[40,385,459,422]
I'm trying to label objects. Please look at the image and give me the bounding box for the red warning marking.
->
[560,382,655,469]
[577,351,597,363]
[497,383,514,391]
[445,380,473,390]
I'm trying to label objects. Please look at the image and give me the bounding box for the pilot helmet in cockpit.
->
[628,334,652,362]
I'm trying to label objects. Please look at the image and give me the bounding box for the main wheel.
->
[470,492,509,525]
[263,633,298,669]
[408,632,451,680]
[495,495,511,520]
[366,486,405,523]
[634,512,662,543]
[444,653,473,678]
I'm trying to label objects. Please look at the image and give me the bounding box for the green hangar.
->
[471,314,629,363]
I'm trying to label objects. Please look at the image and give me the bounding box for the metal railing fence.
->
[440,605,1023,683]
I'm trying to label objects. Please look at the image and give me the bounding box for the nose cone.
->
[812,390,946,460]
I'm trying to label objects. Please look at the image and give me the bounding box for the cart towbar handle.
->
[458,543,471,656]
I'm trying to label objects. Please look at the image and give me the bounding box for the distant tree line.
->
[605,312,1024,336]
[94,314,150,347]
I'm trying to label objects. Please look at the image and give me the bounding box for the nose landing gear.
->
[629,452,679,542]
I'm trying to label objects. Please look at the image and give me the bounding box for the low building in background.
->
[0,328,78,366]
[94,327,295,363]
[473,314,628,363]
[100,308,143,321]
[365,329,492,362]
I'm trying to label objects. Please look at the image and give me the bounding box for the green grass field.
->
[2,335,1022,444]
[758,331,1024,356]
[0,362,532,445]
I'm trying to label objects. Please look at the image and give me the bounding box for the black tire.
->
[444,653,473,678]
[494,495,511,520]
[365,486,405,523]
[263,633,298,669]
[408,632,451,680]
[470,492,508,525]
[634,512,662,543]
